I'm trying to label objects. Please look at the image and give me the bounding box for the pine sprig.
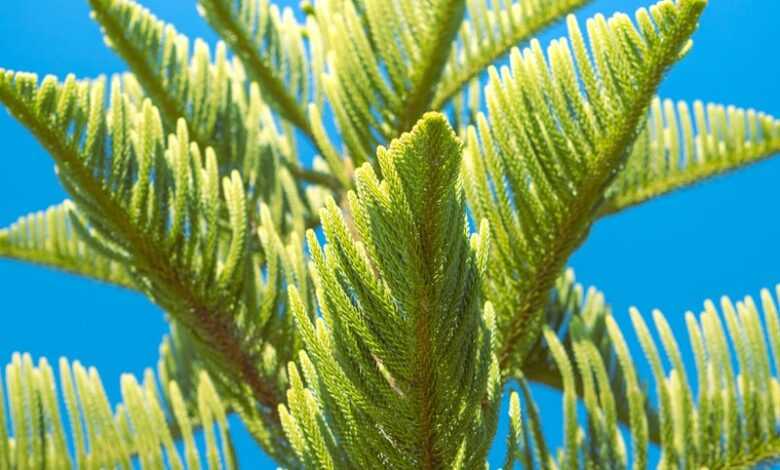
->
[461,0,707,371]
[308,0,469,166]
[396,0,467,131]
[516,269,660,445]
[89,0,339,206]
[601,97,780,215]
[502,285,780,468]
[0,353,232,469]
[2,0,780,468]
[433,0,591,110]
[0,70,297,458]
[283,113,500,469]
[198,0,312,133]
[0,201,134,289]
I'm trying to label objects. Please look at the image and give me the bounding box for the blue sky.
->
[1,0,779,467]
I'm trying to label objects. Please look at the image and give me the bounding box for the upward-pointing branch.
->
[459,0,707,372]
[197,0,313,137]
[397,0,467,131]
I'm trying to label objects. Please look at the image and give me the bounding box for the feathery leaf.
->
[0,70,319,461]
[0,353,232,469]
[306,0,467,167]
[461,0,707,371]
[504,285,780,468]
[197,0,313,135]
[434,0,590,109]
[0,201,133,289]
[89,0,333,223]
[601,97,780,215]
[283,113,500,469]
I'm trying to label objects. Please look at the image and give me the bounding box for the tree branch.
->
[397,0,467,131]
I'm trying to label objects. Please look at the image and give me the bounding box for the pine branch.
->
[282,113,500,469]
[0,353,233,469]
[502,285,780,468]
[0,71,290,455]
[497,2,705,370]
[432,0,590,110]
[524,366,659,446]
[396,0,466,131]
[310,0,470,167]
[89,0,338,194]
[0,201,134,289]
[600,97,780,216]
[460,0,707,371]
[197,0,313,137]
[515,269,661,446]
[89,0,208,144]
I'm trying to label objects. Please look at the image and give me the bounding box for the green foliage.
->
[463,0,705,370]
[603,97,780,215]
[197,0,314,134]
[305,0,468,166]
[1,0,780,468]
[503,287,780,469]
[0,353,232,469]
[434,0,590,109]
[89,0,327,231]
[0,68,311,463]
[282,114,499,469]
[518,269,660,442]
[0,201,133,289]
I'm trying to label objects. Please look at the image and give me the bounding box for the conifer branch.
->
[198,0,314,137]
[515,269,662,445]
[432,0,590,110]
[89,0,210,146]
[90,0,339,194]
[4,0,780,467]
[310,0,471,167]
[282,114,500,468]
[396,0,466,131]
[0,71,289,452]
[600,97,780,216]
[0,353,234,468]
[522,365,661,446]
[459,0,707,370]
[0,202,134,289]
[502,285,780,468]
[501,4,704,368]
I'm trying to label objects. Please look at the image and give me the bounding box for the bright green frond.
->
[89,0,234,151]
[0,70,316,460]
[433,0,590,110]
[601,97,780,215]
[504,286,780,469]
[3,0,779,467]
[156,322,238,454]
[89,0,328,227]
[0,201,133,289]
[461,0,706,371]
[195,0,350,190]
[517,269,660,445]
[0,71,249,322]
[306,0,466,167]
[197,0,313,135]
[0,353,232,469]
[283,113,500,469]
[158,323,212,419]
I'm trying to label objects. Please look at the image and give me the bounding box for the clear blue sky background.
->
[1,0,778,468]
